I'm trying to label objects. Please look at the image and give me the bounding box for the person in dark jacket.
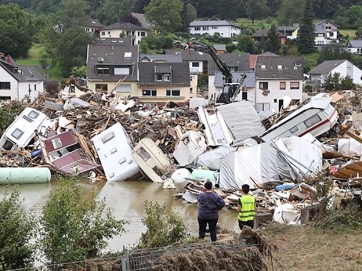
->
[197,181,225,242]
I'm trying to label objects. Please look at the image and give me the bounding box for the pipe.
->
[0,167,51,185]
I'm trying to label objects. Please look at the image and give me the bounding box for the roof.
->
[138,62,190,86]
[0,59,46,82]
[86,45,139,81]
[214,71,256,88]
[139,54,183,63]
[277,25,299,32]
[348,40,362,48]
[189,20,240,28]
[252,29,287,38]
[164,49,211,61]
[208,53,250,74]
[131,13,152,30]
[314,24,326,34]
[261,51,280,56]
[250,54,258,70]
[255,56,304,79]
[103,22,147,31]
[95,37,132,46]
[214,44,226,51]
[307,59,347,75]
[85,19,103,29]
[316,20,337,27]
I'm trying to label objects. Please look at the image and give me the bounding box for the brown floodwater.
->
[0,179,239,252]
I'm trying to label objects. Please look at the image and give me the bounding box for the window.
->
[166,90,180,96]
[192,62,200,67]
[255,103,270,112]
[108,31,110,34]
[280,82,286,90]
[278,65,283,70]
[95,84,108,92]
[259,82,268,89]
[0,82,10,89]
[289,126,298,133]
[156,74,163,81]
[164,74,171,81]
[101,31,105,35]
[28,110,39,119]
[124,52,132,58]
[195,27,200,31]
[137,147,151,161]
[96,68,109,75]
[51,138,63,149]
[143,90,157,96]
[212,26,218,29]
[114,67,130,75]
[34,84,37,91]
[101,131,115,143]
[290,82,300,89]
[261,65,266,69]
[3,140,14,150]
[141,32,146,37]
[304,114,322,128]
[202,27,209,30]
[115,84,131,93]
[11,128,23,139]
[190,88,193,94]
[274,99,277,103]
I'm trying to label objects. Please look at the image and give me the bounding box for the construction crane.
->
[174,40,246,104]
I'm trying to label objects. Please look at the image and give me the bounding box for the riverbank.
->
[264,223,362,271]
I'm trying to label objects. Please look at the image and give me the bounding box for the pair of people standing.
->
[197,182,255,242]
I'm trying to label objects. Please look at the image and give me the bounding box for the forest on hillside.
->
[1,0,362,28]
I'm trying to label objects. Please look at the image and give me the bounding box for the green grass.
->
[16,43,45,66]
[339,29,356,39]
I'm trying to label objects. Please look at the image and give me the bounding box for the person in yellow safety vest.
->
[237,184,256,230]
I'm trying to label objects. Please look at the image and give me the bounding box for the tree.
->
[245,0,270,25]
[99,0,134,26]
[298,0,315,54]
[145,0,184,33]
[277,0,305,25]
[39,178,127,264]
[237,35,256,53]
[341,75,355,90]
[134,0,152,12]
[181,3,197,32]
[0,190,36,270]
[58,0,89,29]
[267,24,281,53]
[137,201,189,249]
[0,4,37,58]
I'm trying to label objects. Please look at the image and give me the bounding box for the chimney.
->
[6,54,13,64]
[0,52,5,61]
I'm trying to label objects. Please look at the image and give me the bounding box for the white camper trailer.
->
[0,108,49,151]
[91,123,140,181]
[261,93,338,142]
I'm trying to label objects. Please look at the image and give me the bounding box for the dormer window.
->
[261,65,266,69]
[156,74,163,81]
[278,65,282,70]
[124,52,132,58]
[164,74,170,81]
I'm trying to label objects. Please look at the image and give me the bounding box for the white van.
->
[92,123,140,181]
[0,107,49,150]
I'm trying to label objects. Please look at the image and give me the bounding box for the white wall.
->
[255,79,302,113]
[0,66,18,100]
[189,25,240,38]
[208,75,216,100]
[19,82,44,102]
[100,29,147,45]
[189,61,204,74]
[330,60,362,85]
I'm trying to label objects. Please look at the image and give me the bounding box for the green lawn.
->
[339,29,356,39]
[16,44,44,66]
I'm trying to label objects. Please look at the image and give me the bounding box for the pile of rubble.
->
[2,84,362,225]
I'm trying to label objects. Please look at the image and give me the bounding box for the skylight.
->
[124,52,132,57]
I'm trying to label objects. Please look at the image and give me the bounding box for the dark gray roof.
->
[261,51,280,56]
[252,29,286,38]
[103,22,147,31]
[138,62,190,86]
[164,49,212,61]
[255,56,303,79]
[131,13,152,30]
[85,19,103,29]
[190,20,240,28]
[214,71,255,88]
[95,37,132,46]
[214,44,226,51]
[86,44,139,81]
[208,53,250,74]
[277,25,299,32]
[347,40,362,48]
[314,24,326,34]
[0,59,46,82]
[140,54,183,63]
[307,59,346,75]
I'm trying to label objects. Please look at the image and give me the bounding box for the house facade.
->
[85,19,103,37]
[345,40,362,54]
[252,29,287,45]
[0,57,45,101]
[137,62,195,105]
[86,44,139,96]
[307,59,362,86]
[189,20,241,38]
[255,56,303,113]
[314,20,338,46]
[277,25,299,40]
[100,22,148,45]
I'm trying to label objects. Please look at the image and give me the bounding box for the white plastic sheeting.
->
[338,138,362,155]
[216,101,265,143]
[196,145,236,170]
[219,136,323,191]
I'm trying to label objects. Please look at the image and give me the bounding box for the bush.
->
[39,177,127,264]
[0,189,36,270]
[137,201,189,249]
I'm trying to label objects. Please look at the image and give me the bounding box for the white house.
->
[84,19,103,36]
[0,57,45,101]
[307,59,362,86]
[189,20,241,38]
[314,20,339,46]
[100,22,149,45]
[345,40,362,55]
[255,56,304,113]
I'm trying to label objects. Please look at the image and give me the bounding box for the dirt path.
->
[263,224,362,271]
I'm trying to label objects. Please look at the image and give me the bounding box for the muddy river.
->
[0,180,239,252]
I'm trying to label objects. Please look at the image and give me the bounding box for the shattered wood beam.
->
[345,130,362,145]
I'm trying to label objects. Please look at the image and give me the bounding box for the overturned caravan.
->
[219,136,323,191]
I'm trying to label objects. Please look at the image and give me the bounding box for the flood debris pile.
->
[2,87,362,224]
